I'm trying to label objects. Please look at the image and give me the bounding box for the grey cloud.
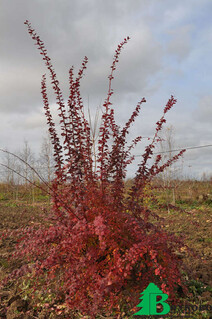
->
[194,95,212,123]
[0,63,45,113]
[167,25,193,61]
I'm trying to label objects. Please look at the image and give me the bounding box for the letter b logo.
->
[134,283,171,316]
[149,293,170,315]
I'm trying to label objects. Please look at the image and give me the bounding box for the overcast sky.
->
[1,0,212,179]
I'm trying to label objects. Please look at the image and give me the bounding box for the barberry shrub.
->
[3,20,186,317]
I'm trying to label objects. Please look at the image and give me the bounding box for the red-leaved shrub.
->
[2,20,187,317]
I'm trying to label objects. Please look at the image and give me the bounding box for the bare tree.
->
[18,140,34,184]
[3,149,15,187]
[1,148,22,200]
[157,125,184,210]
[18,140,36,202]
[39,133,55,184]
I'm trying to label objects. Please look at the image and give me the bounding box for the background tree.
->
[18,141,34,184]
[156,125,184,209]
[0,148,22,200]
[18,140,36,202]
[39,133,55,184]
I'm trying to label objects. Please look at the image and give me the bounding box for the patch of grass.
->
[0,257,9,269]
[0,193,9,201]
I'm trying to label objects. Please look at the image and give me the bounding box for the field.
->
[0,180,211,318]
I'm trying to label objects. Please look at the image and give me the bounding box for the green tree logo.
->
[134,283,170,316]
